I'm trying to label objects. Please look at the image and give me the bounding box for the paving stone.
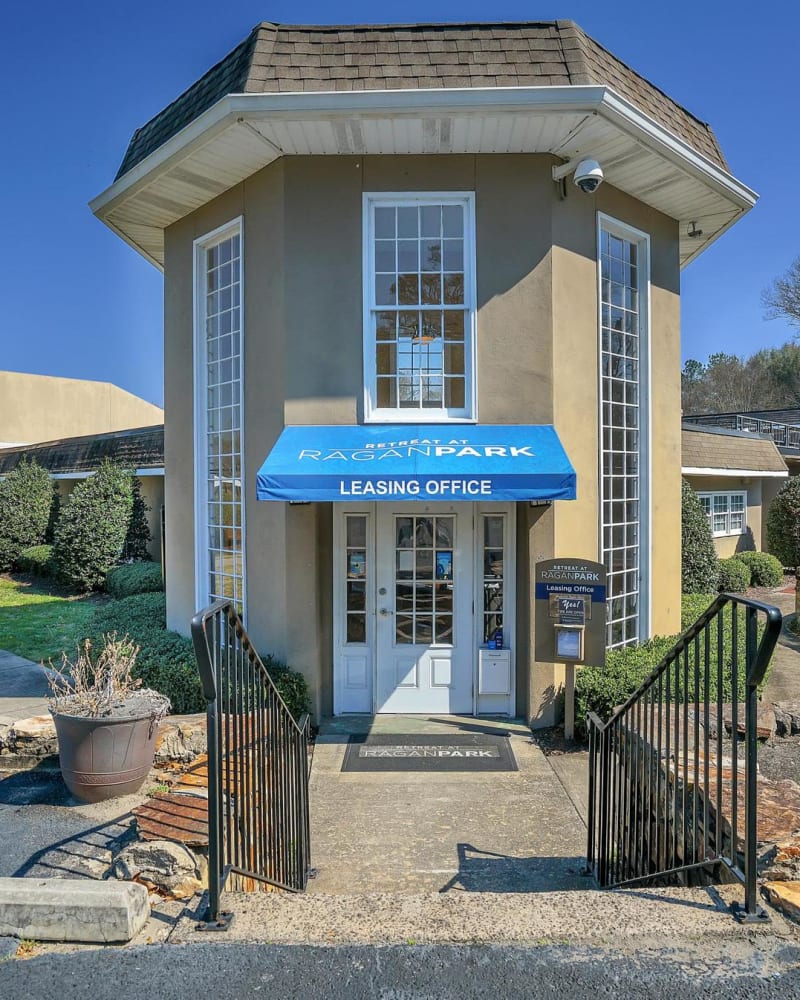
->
[154,714,207,763]
[1,715,58,760]
[774,701,800,736]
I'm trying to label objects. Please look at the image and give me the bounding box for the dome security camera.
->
[573,159,604,193]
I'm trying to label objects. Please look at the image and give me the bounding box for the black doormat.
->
[341,733,518,773]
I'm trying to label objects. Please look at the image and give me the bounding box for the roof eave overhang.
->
[91,85,757,272]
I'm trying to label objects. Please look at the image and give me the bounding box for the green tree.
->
[124,477,152,561]
[0,459,54,570]
[681,479,719,594]
[53,460,134,592]
[766,477,800,612]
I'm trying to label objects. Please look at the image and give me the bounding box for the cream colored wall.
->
[0,372,162,446]
[163,153,683,724]
[684,474,767,558]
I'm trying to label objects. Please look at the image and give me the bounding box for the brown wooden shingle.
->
[115,20,728,180]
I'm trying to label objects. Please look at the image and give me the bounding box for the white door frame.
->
[332,501,516,716]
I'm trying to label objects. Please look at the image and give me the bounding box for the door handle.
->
[378,607,394,616]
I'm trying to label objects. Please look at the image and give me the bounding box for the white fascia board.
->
[682,467,788,478]
[91,84,757,255]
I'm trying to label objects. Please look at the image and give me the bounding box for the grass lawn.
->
[0,574,105,664]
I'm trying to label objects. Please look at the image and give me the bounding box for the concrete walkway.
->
[308,716,590,895]
[762,590,800,704]
[0,650,50,728]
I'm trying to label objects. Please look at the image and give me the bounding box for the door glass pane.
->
[395,515,455,645]
[482,516,504,645]
[345,516,367,645]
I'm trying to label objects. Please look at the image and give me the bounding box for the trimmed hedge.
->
[105,562,164,599]
[766,476,800,569]
[681,480,719,594]
[15,544,55,577]
[718,557,751,593]
[575,593,766,736]
[89,592,310,719]
[733,551,783,588]
[53,460,133,592]
[0,459,54,571]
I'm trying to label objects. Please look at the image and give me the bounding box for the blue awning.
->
[256,424,576,503]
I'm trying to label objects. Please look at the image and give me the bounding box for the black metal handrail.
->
[586,593,782,922]
[192,600,312,929]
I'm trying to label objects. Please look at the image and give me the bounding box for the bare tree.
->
[764,256,800,327]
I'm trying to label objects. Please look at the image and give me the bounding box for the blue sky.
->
[1,1,796,408]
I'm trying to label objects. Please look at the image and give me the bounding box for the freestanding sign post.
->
[534,558,607,740]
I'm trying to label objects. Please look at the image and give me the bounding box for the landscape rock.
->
[763,881,800,923]
[773,701,800,737]
[0,715,58,760]
[113,839,204,899]
[154,714,207,763]
[759,833,800,881]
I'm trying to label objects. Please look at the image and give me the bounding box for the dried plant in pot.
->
[47,634,170,803]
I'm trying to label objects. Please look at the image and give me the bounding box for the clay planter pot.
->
[52,711,160,803]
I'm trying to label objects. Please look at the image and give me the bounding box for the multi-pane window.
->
[600,219,649,649]
[196,223,245,612]
[365,194,475,420]
[698,492,746,537]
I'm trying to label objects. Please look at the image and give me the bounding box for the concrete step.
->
[172,885,799,946]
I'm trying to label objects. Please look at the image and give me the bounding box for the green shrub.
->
[124,478,152,561]
[733,551,784,588]
[718,557,751,593]
[106,562,163,599]
[0,459,54,571]
[681,479,719,594]
[53,460,133,592]
[680,593,717,630]
[89,592,311,719]
[45,485,61,544]
[15,544,55,577]
[767,477,800,569]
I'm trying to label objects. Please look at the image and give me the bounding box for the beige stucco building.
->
[0,371,163,449]
[92,20,756,726]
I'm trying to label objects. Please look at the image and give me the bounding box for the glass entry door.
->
[375,505,473,713]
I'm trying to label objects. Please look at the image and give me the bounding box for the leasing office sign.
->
[534,558,607,667]
[255,424,577,503]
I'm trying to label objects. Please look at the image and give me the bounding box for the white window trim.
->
[698,490,748,538]
[597,212,652,647]
[192,216,247,619]
[362,191,478,423]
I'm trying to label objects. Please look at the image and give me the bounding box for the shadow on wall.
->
[529,682,559,731]
[735,527,757,554]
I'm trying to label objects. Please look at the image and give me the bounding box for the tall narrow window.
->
[599,217,649,648]
[195,220,245,613]
[364,193,476,421]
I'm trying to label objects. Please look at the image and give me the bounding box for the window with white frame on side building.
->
[698,491,746,537]
[599,215,650,649]
[193,219,246,614]
[363,193,476,422]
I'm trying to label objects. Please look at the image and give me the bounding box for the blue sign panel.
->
[256,424,576,503]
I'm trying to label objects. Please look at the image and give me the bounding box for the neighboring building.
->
[0,426,165,563]
[682,423,788,557]
[92,20,756,725]
[684,409,800,475]
[0,371,163,449]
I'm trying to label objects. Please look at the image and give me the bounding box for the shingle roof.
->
[682,425,788,475]
[0,426,164,477]
[116,20,726,180]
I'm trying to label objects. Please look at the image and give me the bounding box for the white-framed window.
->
[598,214,650,649]
[193,218,246,614]
[698,491,746,537]
[363,192,477,422]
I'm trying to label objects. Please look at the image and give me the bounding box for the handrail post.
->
[192,606,234,931]
[734,607,769,924]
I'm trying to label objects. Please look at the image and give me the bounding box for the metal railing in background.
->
[586,595,782,922]
[736,415,800,449]
[192,600,311,929]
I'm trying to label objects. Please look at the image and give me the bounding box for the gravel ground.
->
[759,735,800,784]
